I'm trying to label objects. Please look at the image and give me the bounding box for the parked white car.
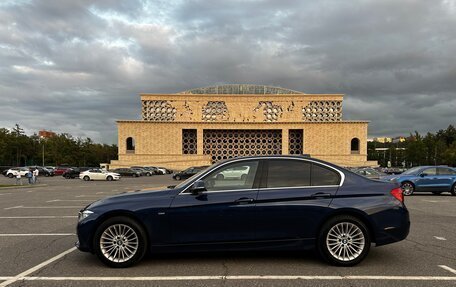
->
[79,169,120,181]
[6,167,30,178]
[217,165,250,180]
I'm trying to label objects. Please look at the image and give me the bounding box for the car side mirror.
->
[420,173,427,177]
[190,180,206,195]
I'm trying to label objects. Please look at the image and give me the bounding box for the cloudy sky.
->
[1,0,455,144]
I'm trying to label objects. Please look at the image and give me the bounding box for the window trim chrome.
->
[179,157,345,195]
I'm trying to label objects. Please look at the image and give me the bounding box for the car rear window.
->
[311,163,340,186]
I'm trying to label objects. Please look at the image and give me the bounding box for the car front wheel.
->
[401,182,414,196]
[318,215,371,266]
[8,173,13,178]
[451,184,456,196]
[83,176,90,181]
[94,216,147,268]
[175,175,181,180]
[107,176,113,181]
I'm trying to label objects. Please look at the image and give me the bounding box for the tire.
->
[317,215,371,266]
[401,182,415,196]
[451,184,456,196]
[83,176,90,181]
[93,216,147,268]
[146,172,151,177]
[7,173,13,178]
[65,174,71,179]
[175,175,181,181]
[45,173,49,177]
[107,176,113,181]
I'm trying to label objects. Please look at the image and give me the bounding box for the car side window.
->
[437,167,456,175]
[266,159,311,188]
[422,168,436,176]
[311,163,340,186]
[202,160,259,192]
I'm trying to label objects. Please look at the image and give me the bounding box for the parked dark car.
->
[172,166,208,180]
[76,155,410,268]
[110,168,141,177]
[381,166,456,196]
[28,166,55,177]
[63,167,90,179]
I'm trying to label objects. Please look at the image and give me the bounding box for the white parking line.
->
[0,193,12,196]
[4,206,23,210]
[0,247,77,287]
[0,233,75,237]
[0,275,454,282]
[439,265,456,275]
[46,199,93,202]
[0,216,77,219]
[434,236,447,241]
[4,206,82,209]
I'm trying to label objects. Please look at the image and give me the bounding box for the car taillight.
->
[390,187,404,203]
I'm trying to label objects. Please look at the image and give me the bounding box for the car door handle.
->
[311,192,332,198]
[234,197,254,205]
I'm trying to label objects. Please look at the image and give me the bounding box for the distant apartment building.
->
[38,130,56,138]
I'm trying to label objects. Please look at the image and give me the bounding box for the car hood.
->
[86,186,177,211]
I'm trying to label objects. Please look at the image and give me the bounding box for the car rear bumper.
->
[374,206,410,246]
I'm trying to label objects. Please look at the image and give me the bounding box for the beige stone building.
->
[110,85,376,170]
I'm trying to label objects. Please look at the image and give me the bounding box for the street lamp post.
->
[40,136,45,166]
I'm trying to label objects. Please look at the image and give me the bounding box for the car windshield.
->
[175,166,210,189]
[401,166,422,175]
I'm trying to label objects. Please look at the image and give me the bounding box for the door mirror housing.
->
[190,180,206,195]
[420,173,427,177]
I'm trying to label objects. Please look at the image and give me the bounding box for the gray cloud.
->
[0,0,455,143]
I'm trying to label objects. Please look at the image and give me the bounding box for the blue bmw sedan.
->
[76,156,410,268]
[382,166,456,196]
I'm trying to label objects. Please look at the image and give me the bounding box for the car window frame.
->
[421,167,437,176]
[437,167,456,175]
[179,157,344,195]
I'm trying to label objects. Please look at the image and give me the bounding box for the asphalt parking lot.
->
[0,175,455,287]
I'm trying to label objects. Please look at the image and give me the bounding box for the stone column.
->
[282,129,289,155]
[197,128,204,155]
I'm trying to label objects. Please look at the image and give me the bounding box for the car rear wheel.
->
[45,173,49,177]
[8,173,13,178]
[65,174,71,179]
[401,182,414,196]
[451,184,456,196]
[83,176,90,181]
[94,216,147,268]
[175,175,181,180]
[318,215,371,266]
[107,176,113,181]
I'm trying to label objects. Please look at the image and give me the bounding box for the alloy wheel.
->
[99,224,139,263]
[401,182,414,195]
[326,222,365,262]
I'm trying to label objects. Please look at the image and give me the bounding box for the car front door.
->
[255,159,340,241]
[169,160,261,244]
[415,168,437,191]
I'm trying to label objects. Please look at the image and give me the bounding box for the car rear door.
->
[436,167,456,192]
[168,160,261,244]
[255,159,340,241]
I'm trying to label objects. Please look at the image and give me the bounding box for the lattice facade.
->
[203,129,282,162]
[289,129,303,155]
[142,100,177,121]
[182,129,197,154]
[202,101,229,121]
[302,101,342,122]
[254,101,283,122]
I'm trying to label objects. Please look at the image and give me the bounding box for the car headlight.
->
[78,210,94,222]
